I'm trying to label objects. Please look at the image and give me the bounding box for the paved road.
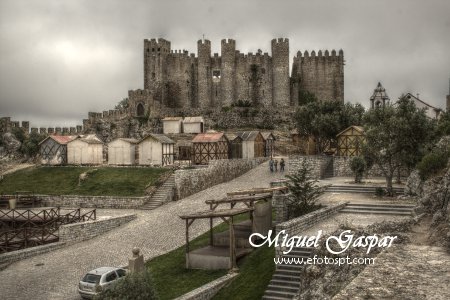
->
[0,161,285,300]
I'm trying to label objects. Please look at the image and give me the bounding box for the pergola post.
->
[185,218,190,268]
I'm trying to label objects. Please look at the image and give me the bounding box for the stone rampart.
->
[288,155,331,179]
[175,158,266,199]
[59,214,136,243]
[37,195,148,209]
[174,273,238,300]
[274,202,347,259]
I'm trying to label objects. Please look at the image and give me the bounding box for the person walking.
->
[280,158,285,172]
[274,159,278,172]
[269,159,274,172]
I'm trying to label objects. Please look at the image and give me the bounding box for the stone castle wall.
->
[135,37,344,115]
[288,155,332,179]
[0,117,83,136]
[59,214,136,244]
[175,158,266,199]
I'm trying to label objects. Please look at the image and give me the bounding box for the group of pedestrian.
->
[269,157,285,172]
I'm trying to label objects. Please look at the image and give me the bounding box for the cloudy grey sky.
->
[1,0,449,127]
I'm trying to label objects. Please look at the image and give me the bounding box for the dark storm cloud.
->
[0,0,449,127]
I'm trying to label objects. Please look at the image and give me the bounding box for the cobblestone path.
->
[0,161,285,300]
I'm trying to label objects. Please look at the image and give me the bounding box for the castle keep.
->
[130,38,344,116]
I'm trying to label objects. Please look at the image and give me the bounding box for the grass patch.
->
[0,166,167,196]
[147,213,253,300]
[212,245,275,300]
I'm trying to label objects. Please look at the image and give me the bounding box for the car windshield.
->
[82,274,101,284]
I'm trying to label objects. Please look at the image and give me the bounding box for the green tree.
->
[285,160,325,218]
[350,156,366,183]
[294,101,365,153]
[298,90,317,106]
[363,96,434,195]
[436,110,450,137]
[115,98,129,110]
[21,131,45,157]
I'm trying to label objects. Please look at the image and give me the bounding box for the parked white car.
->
[78,267,127,299]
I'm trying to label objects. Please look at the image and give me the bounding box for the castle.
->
[0,38,345,139]
[128,38,344,117]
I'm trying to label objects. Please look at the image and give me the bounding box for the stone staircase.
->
[321,157,334,179]
[339,203,414,216]
[263,247,314,300]
[326,185,404,195]
[139,173,175,210]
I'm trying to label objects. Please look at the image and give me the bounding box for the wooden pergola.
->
[226,186,289,197]
[179,207,254,271]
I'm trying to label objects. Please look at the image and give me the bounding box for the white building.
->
[405,93,443,119]
[182,116,204,134]
[138,134,175,166]
[162,117,183,134]
[107,138,138,165]
[67,135,103,165]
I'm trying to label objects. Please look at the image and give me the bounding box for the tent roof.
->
[162,117,183,121]
[183,116,204,123]
[39,135,77,146]
[141,133,175,144]
[236,131,261,141]
[111,138,139,144]
[192,132,226,143]
[336,125,365,137]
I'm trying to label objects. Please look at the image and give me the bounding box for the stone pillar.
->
[128,247,145,273]
[273,193,290,224]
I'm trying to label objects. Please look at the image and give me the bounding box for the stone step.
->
[346,203,414,208]
[264,290,297,299]
[270,279,300,288]
[262,295,293,300]
[274,269,302,277]
[343,205,412,212]
[272,274,300,282]
[266,284,299,294]
[339,209,412,215]
[277,264,305,271]
[282,250,312,256]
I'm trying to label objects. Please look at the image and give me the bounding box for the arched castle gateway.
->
[128,38,345,116]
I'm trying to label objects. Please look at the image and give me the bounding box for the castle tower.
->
[197,39,212,108]
[220,39,236,107]
[291,48,344,104]
[370,82,390,108]
[271,38,290,106]
[144,38,171,103]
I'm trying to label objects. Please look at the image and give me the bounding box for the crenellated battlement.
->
[197,39,211,46]
[271,38,289,45]
[221,38,236,46]
[0,116,83,136]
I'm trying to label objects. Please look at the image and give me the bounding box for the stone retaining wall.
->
[0,242,67,265]
[274,202,347,259]
[288,155,331,179]
[59,214,136,243]
[175,158,266,199]
[174,273,238,300]
[37,195,148,209]
[333,156,408,177]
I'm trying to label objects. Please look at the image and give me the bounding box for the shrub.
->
[416,149,450,180]
[94,269,159,300]
[285,160,325,219]
[349,156,366,183]
[375,187,385,197]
